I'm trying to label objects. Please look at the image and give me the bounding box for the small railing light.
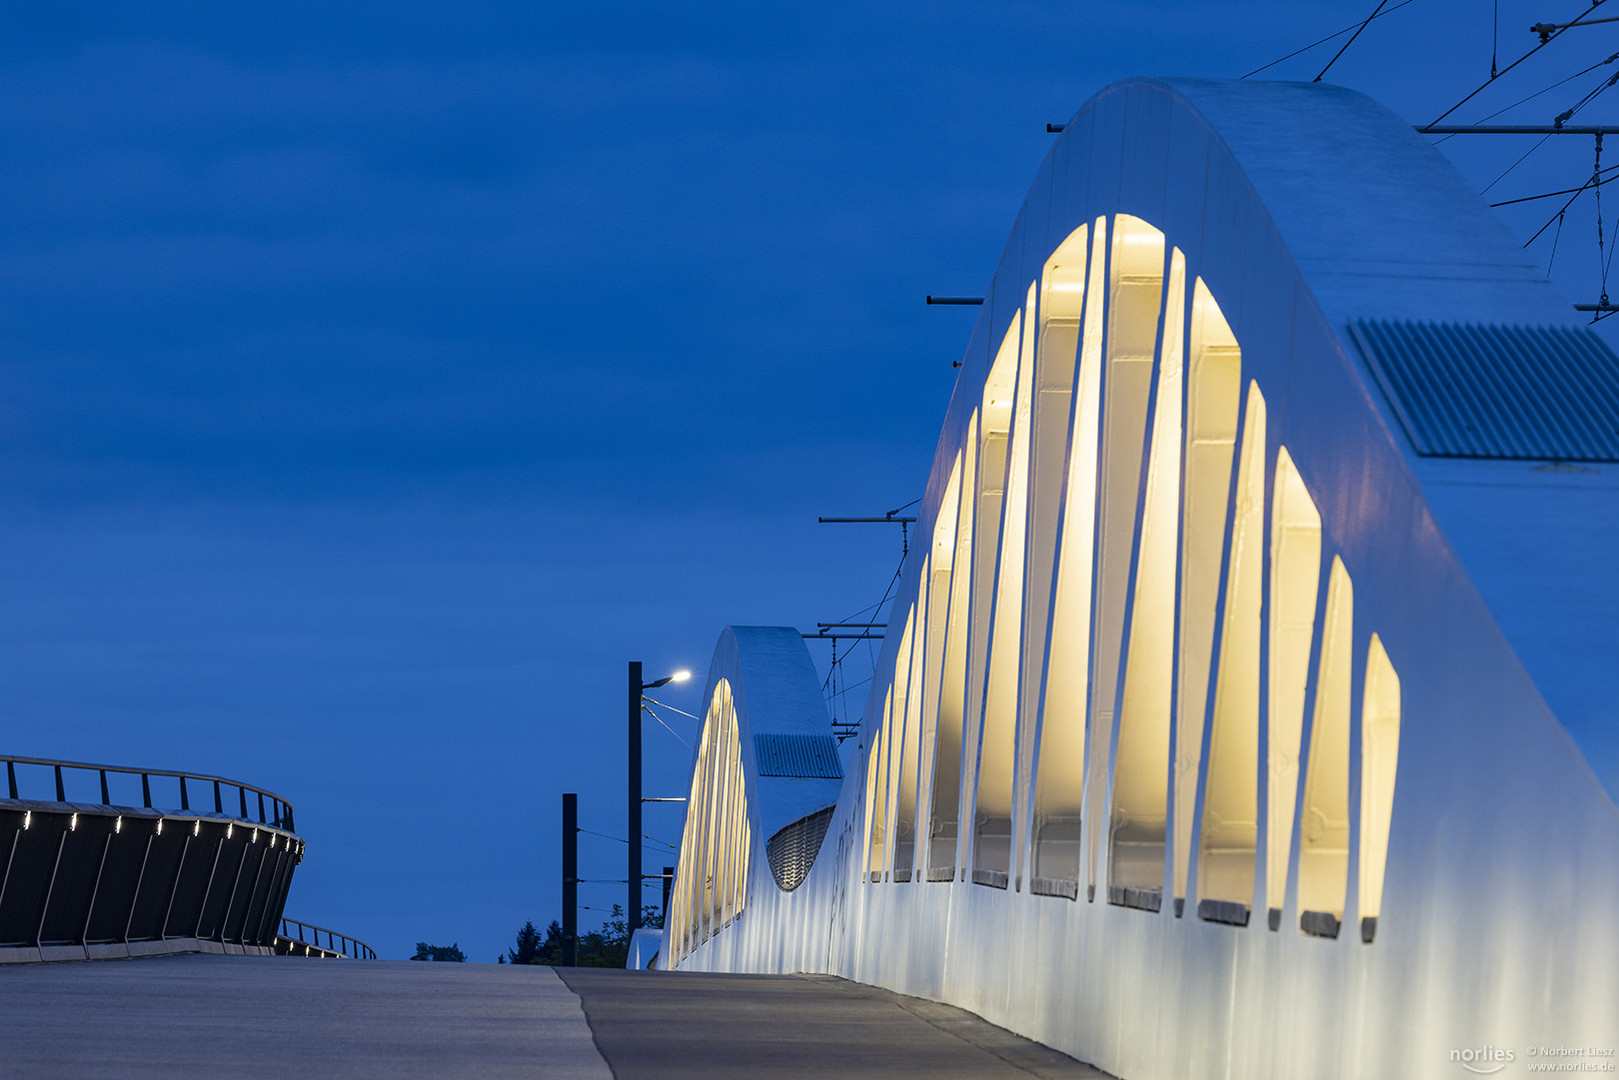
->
[251,829,258,844]
[115,816,122,834]
[156,819,163,835]
[22,810,30,830]
[69,812,77,831]
[226,823,233,839]
[192,820,200,837]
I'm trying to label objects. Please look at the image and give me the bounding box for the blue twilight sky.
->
[0,1,1613,962]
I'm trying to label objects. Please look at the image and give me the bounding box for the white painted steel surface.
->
[665,78,1619,1080]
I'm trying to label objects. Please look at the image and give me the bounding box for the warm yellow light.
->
[1173,275,1241,910]
[671,670,692,683]
[1266,446,1323,924]
[1359,633,1401,940]
[1109,245,1185,905]
[1199,381,1267,917]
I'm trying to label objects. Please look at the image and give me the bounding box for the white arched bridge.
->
[662,78,1619,1080]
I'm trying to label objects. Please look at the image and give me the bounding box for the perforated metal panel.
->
[1350,319,1619,461]
[765,806,835,892]
[752,733,843,779]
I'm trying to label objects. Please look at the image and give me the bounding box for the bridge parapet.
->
[0,754,303,963]
[274,916,375,959]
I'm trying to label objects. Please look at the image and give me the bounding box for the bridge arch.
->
[666,78,1619,1079]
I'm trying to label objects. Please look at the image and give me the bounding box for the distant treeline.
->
[506,904,663,967]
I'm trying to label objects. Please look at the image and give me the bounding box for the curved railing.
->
[276,917,375,960]
[0,753,302,963]
[1,754,294,832]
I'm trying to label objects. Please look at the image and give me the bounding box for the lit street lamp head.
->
[642,669,691,691]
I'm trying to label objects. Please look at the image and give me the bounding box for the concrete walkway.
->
[0,955,1109,1078]
[557,967,1110,1079]
[0,954,610,1079]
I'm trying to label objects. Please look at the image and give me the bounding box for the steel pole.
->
[661,865,674,927]
[562,792,577,967]
[628,660,642,933]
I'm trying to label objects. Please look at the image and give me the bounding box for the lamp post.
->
[629,661,690,934]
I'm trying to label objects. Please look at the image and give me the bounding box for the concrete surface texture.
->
[0,954,610,1079]
[556,967,1110,1078]
[0,954,1108,1078]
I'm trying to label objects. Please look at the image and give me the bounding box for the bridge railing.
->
[277,917,376,960]
[1,754,294,833]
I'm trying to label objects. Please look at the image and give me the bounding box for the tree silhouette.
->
[410,942,466,962]
[509,920,543,965]
[509,906,662,966]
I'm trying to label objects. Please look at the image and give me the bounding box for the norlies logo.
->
[1452,1046,1516,1074]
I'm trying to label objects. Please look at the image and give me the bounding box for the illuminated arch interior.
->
[963,317,1023,887]
[1197,382,1266,925]
[1107,243,1185,910]
[920,455,963,879]
[972,283,1038,887]
[1298,556,1353,938]
[1265,447,1323,928]
[831,212,1401,948]
[1359,633,1401,943]
[928,422,976,880]
[671,678,751,964]
[1171,278,1241,912]
[1030,217,1107,897]
[1015,225,1088,892]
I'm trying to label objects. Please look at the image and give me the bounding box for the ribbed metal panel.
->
[1351,320,1619,461]
[752,734,843,779]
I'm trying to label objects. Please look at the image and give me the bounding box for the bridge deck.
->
[0,955,1108,1078]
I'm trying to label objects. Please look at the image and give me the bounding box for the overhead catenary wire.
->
[1518,109,1619,246]
[1480,64,1619,194]
[836,673,874,696]
[1492,161,1619,204]
[577,826,679,853]
[1315,0,1391,82]
[1597,133,1615,305]
[1556,66,1619,123]
[1525,160,1611,245]
[1241,0,1416,79]
[815,498,914,733]
[642,696,701,723]
[1435,52,1619,142]
[1482,133,1557,193]
[1428,0,1609,128]
[1494,0,1501,76]
[642,704,691,748]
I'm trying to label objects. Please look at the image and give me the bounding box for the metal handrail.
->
[279,917,376,960]
[1,754,295,834]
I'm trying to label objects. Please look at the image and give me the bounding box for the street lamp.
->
[629,662,690,934]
